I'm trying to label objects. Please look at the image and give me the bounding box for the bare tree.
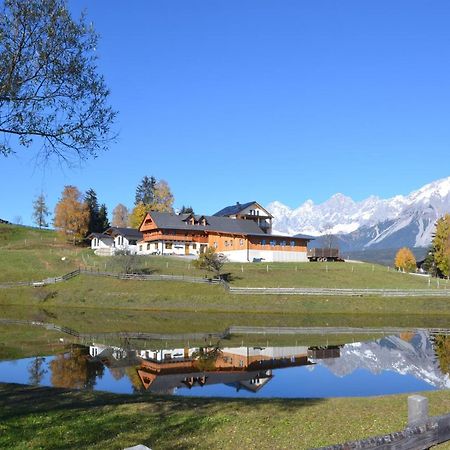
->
[32,193,50,228]
[112,203,129,228]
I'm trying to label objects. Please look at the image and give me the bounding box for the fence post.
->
[408,395,428,426]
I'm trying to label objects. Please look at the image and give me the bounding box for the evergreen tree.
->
[84,188,101,234]
[32,193,50,228]
[180,205,195,214]
[135,176,156,206]
[98,204,110,231]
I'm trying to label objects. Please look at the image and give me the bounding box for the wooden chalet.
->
[138,201,313,262]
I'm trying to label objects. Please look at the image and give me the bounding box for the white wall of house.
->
[113,235,139,254]
[91,236,114,250]
[221,249,308,263]
[137,240,200,257]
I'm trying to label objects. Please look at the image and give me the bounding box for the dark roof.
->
[293,233,316,241]
[105,227,143,239]
[213,201,259,217]
[149,211,265,235]
[87,232,113,240]
[147,212,313,239]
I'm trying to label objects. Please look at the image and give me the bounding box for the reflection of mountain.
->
[315,332,450,389]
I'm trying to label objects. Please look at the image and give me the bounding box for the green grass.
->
[2,382,450,449]
[1,223,447,292]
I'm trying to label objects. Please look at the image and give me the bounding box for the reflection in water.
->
[28,357,47,386]
[3,331,450,398]
[50,347,105,389]
[88,342,341,395]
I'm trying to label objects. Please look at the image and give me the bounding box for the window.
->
[192,243,197,250]
[154,243,159,249]
[147,243,150,250]
[270,240,277,247]
[129,240,137,245]
[290,241,296,247]
[139,245,142,251]
[165,242,173,249]
[261,239,266,246]
[239,239,244,246]
[280,241,286,247]
[213,242,218,249]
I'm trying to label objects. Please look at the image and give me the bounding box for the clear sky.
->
[2,0,450,225]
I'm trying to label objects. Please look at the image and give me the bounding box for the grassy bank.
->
[1,223,447,291]
[2,382,450,449]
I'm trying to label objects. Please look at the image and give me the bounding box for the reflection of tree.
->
[50,347,104,389]
[192,345,222,371]
[28,357,47,386]
[126,367,145,393]
[433,335,450,375]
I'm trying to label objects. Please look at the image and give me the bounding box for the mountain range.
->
[267,177,450,255]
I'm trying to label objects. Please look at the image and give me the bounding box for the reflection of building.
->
[136,345,313,395]
[87,343,343,395]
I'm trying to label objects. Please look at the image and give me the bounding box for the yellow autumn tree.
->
[433,214,450,278]
[152,180,174,212]
[53,185,89,243]
[129,202,148,228]
[128,179,174,228]
[394,247,416,273]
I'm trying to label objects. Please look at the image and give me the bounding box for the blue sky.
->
[2,0,450,225]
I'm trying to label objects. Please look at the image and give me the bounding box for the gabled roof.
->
[147,211,265,235]
[87,232,113,240]
[213,201,272,218]
[104,227,143,239]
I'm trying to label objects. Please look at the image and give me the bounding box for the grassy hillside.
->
[0,224,90,281]
[0,223,445,291]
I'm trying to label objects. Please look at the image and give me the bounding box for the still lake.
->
[1,330,448,398]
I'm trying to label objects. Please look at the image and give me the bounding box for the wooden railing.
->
[0,269,448,297]
[316,395,450,450]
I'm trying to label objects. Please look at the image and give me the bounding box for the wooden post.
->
[266,265,269,272]
[408,395,428,426]
[241,265,244,273]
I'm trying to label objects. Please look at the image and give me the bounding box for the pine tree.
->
[84,188,101,234]
[32,193,50,228]
[98,204,110,231]
[135,176,156,206]
[180,205,194,214]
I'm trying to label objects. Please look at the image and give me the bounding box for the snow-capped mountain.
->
[313,332,450,390]
[267,177,450,251]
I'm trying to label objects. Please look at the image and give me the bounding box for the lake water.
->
[1,330,449,398]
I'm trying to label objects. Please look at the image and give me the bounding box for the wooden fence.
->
[0,268,221,288]
[0,269,448,297]
[317,395,450,449]
[228,286,450,297]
